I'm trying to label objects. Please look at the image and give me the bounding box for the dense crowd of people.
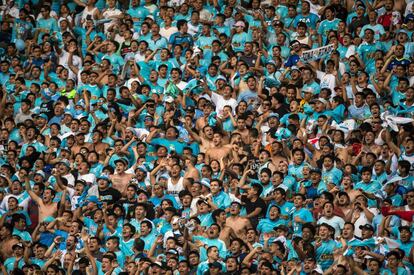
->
[0,0,414,274]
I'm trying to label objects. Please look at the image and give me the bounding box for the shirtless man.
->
[212,209,237,247]
[270,141,288,166]
[233,116,252,145]
[195,102,214,132]
[91,130,109,161]
[0,224,16,259]
[341,175,362,203]
[226,201,252,238]
[205,132,232,162]
[183,156,200,181]
[71,132,93,155]
[110,158,134,195]
[24,176,58,222]
[184,124,214,153]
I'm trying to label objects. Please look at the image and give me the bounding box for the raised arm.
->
[24,176,42,205]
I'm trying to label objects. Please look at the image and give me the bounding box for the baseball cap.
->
[38,113,49,120]
[86,196,100,205]
[60,147,71,153]
[215,75,227,82]
[166,249,179,256]
[35,170,46,178]
[12,243,24,250]
[150,261,163,268]
[359,224,374,231]
[163,96,174,103]
[75,179,87,186]
[136,165,147,173]
[58,159,71,168]
[114,158,129,167]
[267,113,279,120]
[97,174,111,181]
[302,87,314,94]
[197,198,209,205]
[289,40,301,47]
[356,2,366,10]
[144,115,154,122]
[313,98,328,106]
[201,178,211,189]
[208,262,222,269]
[405,14,414,23]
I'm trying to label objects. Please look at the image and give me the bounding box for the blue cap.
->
[405,14,414,23]
[215,75,227,82]
[38,113,49,120]
[35,170,46,178]
[267,113,279,120]
[86,196,100,204]
[114,158,129,167]
[58,159,71,168]
[266,60,277,66]
[201,178,210,189]
[97,174,111,181]
[136,165,147,172]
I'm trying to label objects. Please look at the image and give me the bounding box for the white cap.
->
[164,96,174,103]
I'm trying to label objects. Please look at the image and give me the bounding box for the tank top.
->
[167,177,184,197]
[297,36,310,45]
[374,129,386,146]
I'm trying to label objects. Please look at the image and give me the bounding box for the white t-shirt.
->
[353,207,379,238]
[102,8,122,32]
[59,50,81,80]
[316,70,336,92]
[317,216,345,237]
[210,92,238,117]
[160,26,178,41]
[78,173,96,184]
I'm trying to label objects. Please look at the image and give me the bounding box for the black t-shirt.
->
[240,54,260,68]
[39,101,55,119]
[241,195,266,219]
[273,104,290,119]
[99,187,122,205]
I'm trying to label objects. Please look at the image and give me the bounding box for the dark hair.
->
[177,19,188,30]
